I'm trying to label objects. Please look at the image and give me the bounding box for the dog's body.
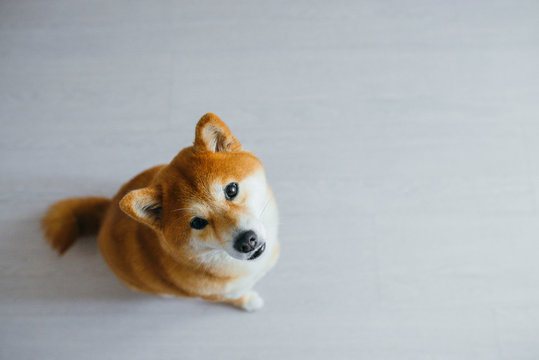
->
[42,114,279,311]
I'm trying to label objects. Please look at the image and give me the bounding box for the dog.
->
[42,113,279,311]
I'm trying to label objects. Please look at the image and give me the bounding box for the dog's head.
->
[119,113,277,267]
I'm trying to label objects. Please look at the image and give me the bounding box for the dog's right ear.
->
[119,187,162,229]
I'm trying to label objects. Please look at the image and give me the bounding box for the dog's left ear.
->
[119,187,162,229]
[193,113,242,153]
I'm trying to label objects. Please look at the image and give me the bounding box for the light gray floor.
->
[1,0,539,359]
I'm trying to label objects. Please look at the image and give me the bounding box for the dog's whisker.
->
[172,208,194,212]
[258,197,271,218]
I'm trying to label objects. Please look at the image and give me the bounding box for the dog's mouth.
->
[247,243,266,260]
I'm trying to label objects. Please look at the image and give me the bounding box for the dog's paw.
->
[240,291,264,312]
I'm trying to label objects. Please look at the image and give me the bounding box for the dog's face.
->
[119,114,277,267]
[161,150,272,263]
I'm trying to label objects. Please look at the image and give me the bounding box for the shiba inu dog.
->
[42,113,279,311]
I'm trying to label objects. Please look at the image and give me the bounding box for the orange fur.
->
[42,113,279,310]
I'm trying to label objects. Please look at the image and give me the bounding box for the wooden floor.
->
[2,1,539,359]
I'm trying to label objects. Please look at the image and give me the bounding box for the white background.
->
[1,0,539,359]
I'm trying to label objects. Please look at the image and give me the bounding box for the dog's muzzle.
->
[233,230,266,260]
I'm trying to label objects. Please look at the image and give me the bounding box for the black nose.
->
[233,230,258,253]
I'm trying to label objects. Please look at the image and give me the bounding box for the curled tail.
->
[41,197,111,255]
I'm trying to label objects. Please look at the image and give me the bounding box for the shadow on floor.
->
[5,211,146,303]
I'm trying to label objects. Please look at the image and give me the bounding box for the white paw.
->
[241,291,264,312]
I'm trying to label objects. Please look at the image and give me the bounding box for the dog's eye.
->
[190,217,208,230]
[224,182,239,200]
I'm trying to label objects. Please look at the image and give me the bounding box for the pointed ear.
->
[119,187,162,229]
[193,113,242,153]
